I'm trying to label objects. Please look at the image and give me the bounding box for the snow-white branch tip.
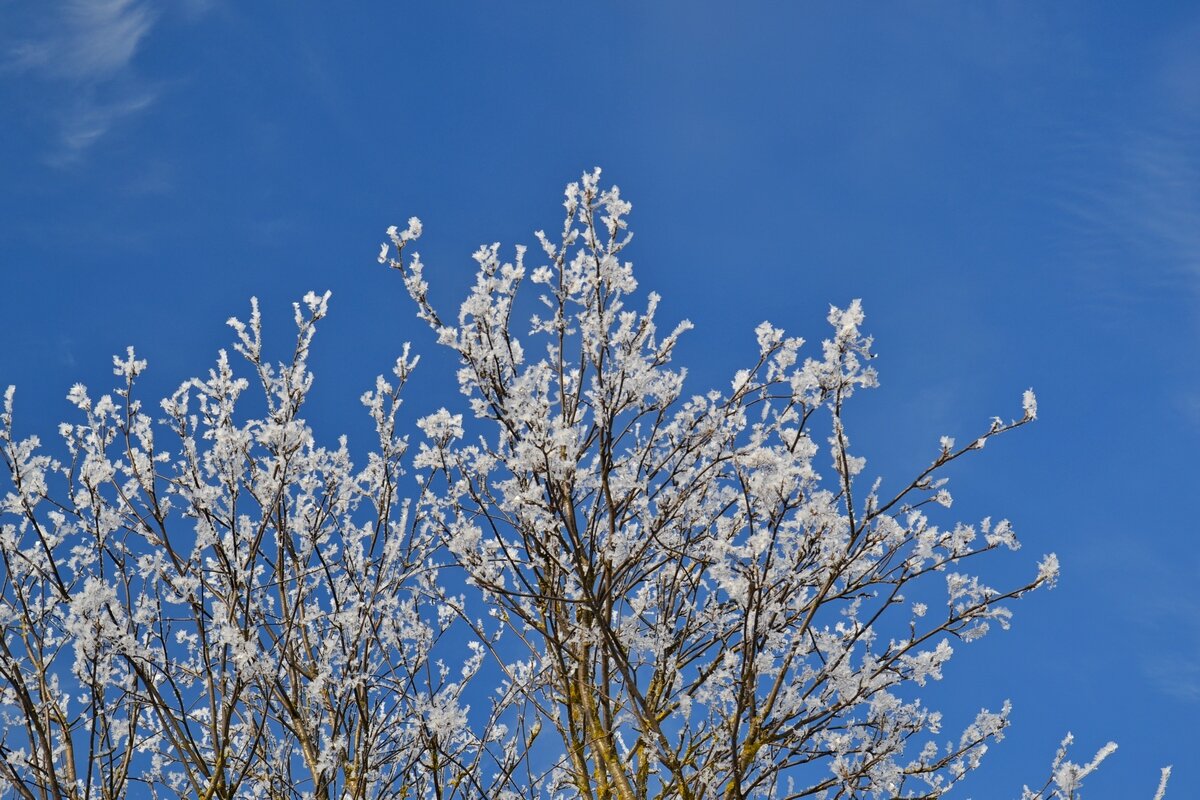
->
[1022,388,1037,420]
[1153,766,1172,800]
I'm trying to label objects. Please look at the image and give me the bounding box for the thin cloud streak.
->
[1143,653,1200,704]
[10,0,154,81]
[51,90,158,166]
[1052,23,1200,301]
[1104,125,1197,275]
[6,0,158,163]
[1056,119,1200,296]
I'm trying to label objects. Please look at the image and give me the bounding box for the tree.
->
[0,169,1168,799]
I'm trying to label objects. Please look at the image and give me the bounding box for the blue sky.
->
[1,2,1197,796]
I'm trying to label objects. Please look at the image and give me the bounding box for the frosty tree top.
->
[0,170,1168,799]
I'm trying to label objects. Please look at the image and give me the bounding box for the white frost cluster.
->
[1023,387,1038,420]
[416,407,464,443]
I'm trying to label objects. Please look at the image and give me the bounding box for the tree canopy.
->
[0,171,1168,800]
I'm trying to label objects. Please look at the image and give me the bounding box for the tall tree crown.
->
[0,170,1166,800]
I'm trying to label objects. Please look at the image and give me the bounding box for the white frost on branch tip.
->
[1036,553,1060,588]
[416,408,464,444]
[1023,388,1038,420]
[112,346,147,380]
[1052,738,1118,798]
[386,216,423,246]
[1153,766,1172,800]
[380,217,424,265]
[754,321,783,354]
[66,382,90,411]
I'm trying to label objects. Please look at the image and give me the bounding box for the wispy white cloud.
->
[54,89,157,165]
[1061,120,1200,287]
[1087,542,1200,705]
[1138,578,1200,704]
[1055,20,1200,296]
[5,0,159,163]
[1142,652,1200,704]
[10,0,154,80]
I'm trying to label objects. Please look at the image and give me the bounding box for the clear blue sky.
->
[2,3,1196,796]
